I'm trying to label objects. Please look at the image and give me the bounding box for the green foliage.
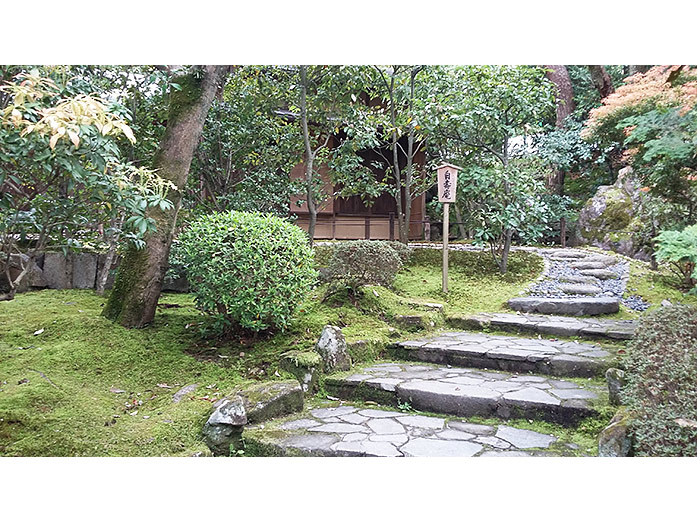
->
[621,106,697,213]
[457,162,553,270]
[622,305,697,456]
[0,68,173,296]
[654,224,697,290]
[178,211,317,334]
[323,240,404,296]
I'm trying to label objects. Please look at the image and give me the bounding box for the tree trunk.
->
[628,65,651,76]
[103,65,226,327]
[544,65,576,126]
[299,66,317,245]
[544,65,575,196]
[588,65,615,99]
[454,203,467,239]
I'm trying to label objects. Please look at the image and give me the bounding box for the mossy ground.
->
[394,249,544,314]
[0,248,543,456]
[615,258,697,319]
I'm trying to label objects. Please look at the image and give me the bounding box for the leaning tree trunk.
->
[588,65,615,99]
[103,65,226,327]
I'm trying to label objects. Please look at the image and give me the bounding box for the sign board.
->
[437,163,459,203]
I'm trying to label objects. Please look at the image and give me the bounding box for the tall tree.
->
[588,65,615,99]
[544,65,576,196]
[545,65,576,126]
[437,65,555,272]
[103,65,228,327]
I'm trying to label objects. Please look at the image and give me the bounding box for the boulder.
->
[280,351,321,394]
[1,254,46,293]
[605,368,626,406]
[202,380,303,455]
[598,408,633,457]
[575,166,652,261]
[202,397,247,455]
[315,325,352,372]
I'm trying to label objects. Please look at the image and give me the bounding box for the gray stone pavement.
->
[391,331,614,377]
[326,362,603,425]
[245,405,568,457]
[448,312,636,341]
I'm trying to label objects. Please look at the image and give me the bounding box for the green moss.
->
[281,350,321,368]
[394,249,544,315]
[101,245,149,323]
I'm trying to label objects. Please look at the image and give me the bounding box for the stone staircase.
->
[507,248,630,316]
[243,325,617,457]
[240,247,638,457]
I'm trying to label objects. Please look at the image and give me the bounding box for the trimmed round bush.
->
[621,304,697,456]
[323,240,404,294]
[178,211,317,333]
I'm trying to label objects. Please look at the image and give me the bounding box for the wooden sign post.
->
[436,163,459,293]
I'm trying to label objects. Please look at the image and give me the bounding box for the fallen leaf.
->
[129,410,138,416]
[157,383,172,389]
[33,328,44,336]
[675,418,697,429]
[110,387,126,394]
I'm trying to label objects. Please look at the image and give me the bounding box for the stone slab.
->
[245,406,565,457]
[327,362,602,425]
[507,297,620,316]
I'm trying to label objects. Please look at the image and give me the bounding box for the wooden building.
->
[290,140,429,241]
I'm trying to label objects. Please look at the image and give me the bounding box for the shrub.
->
[621,304,697,456]
[385,241,412,264]
[655,224,697,290]
[323,240,404,296]
[178,211,317,334]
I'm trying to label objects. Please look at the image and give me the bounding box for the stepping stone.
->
[570,261,609,270]
[507,297,619,316]
[244,405,565,457]
[578,269,619,280]
[558,275,598,284]
[325,362,602,425]
[391,332,611,377]
[546,250,587,259]
[558,284,602,295]
[445,312,636,341]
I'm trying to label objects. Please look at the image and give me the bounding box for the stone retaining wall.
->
[13,252,189,293]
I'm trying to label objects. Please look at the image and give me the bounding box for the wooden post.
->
[560,217,566,248]
[436,162,460,294]
[442,203,449,293]
[389,213,395,241]
[424,216,431,241]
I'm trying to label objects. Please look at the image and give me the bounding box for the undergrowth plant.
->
[621,304,697,456]
[654,224,697,291]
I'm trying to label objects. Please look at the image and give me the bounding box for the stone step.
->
[558,283,603,295]
[507,296,620,316]
[244,404,576,457]
[325,362,604,426]
[447,312,636,341]
[578,269,619,280]
[389,332,614,378]
[558,275,599,284]
[570,261,610,270]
